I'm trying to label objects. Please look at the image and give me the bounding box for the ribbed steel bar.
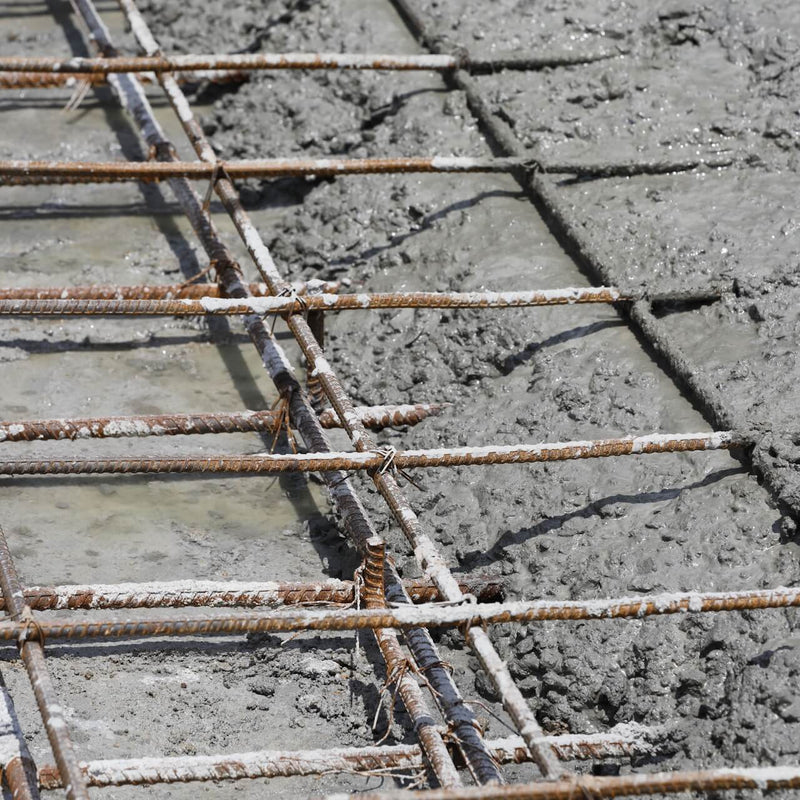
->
[0,403,448,442]
[0,155,734,185]
[0,584,798,640]
[72,0,463,784]
[9,577,504,610]
[320,765,800,800]
[0,50,619,75]
[0,431,745,476]
[0,69,248,89]
[36,725,655,789]
[0,528,88,800]
[0,280,340,300]
[0,287,727,316]
[0,682,40,800]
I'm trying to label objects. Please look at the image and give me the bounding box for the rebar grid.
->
[0,286,726,316]
[0,0,792,794]
[0,403,449,442]
[0,154,735,184]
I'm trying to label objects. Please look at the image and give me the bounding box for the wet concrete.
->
[0,0,799,797]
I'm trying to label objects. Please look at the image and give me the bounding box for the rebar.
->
[0,50,620,76]
[35,725,655,789]
[0,528,89,800]
[320,764,800,800]
[0,403,448,442]
[0,431,745,477]
[9,577,504,610]
[0,287,727,316]
[0,69,248,89]
[0,280,340,300]
[75,0,463,783]
[0,683,40,800]
[0,155,734,185]
[362,538,386,609]
[2,584,795,641]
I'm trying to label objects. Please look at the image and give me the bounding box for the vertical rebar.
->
[0,529,89,800]
[362,538,386,609]
[0,681,40,800]
[306,286,327,413]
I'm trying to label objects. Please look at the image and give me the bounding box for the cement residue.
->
[1,0,799,795]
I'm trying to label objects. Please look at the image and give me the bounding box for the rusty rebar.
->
[0,404,448,442]
[35,725,655,789]
[306,304,327,413]
[7,577,504,611]
[77,0,462,783]
[0,584,796,641]
[0,528,89,800]
[0,155,734,185]
[362,538,386,609]
[0,69,248,89]
[0,280,340,300]
[0,287,727,316]
[0,682,40,800]
[0,431,744,477]
[320,764,800,800]
[0,50,620,76]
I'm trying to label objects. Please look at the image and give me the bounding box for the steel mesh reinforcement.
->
[0,0,795,797]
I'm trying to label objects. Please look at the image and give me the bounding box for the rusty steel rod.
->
[0,50,620,76]
[8,577,504,611]
[0,431,745,477]
[0,682,40,800]
[0,155,734,185]
[36,725,655,789]
[0,528,89,800]
[0,287,726,316]
[0,69,249,89]
[75,0,463,784]
[0,280,340,300]
[319,764,800,800]
[0,403,449,442]
[1,584,797,641]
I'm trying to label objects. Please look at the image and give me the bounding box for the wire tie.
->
[16,609,45,649]
[202,162,232,211]
[373,446,425,491]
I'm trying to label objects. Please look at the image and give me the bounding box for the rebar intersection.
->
[0,0,794,798]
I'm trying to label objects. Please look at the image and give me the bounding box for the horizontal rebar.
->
[0,69,248,89]
[0,431,744,477]
[0,280,340,300]
[0,155,734,185]
[0,404,448,442]
[321,764,800,800]
[0,287,726,317]
[1,585,797,640]
[36,725,654,788]
[0,50,619,76]
[11,577,504,610]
